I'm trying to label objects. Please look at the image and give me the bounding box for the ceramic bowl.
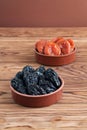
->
[10,76,64,107]
[35,48,76,66]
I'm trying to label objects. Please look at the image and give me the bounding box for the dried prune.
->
[45,87,55,93]
[27,85,40,95]
[35,85,47,95]
[39,77,46,86]
[22,65,35,75]
[11,77,26,94]
[39,78,57,94]
[47,80,57,90]
[16,71,23,79]
[36,66,45,73]
[44,68,61,87]
[17,85,26,94]
[27,84,47,95]
[23,73,38,87]
[11,66,62,95]
[38,74,45,83]
[11,77,19,90]
[35,66,45,77]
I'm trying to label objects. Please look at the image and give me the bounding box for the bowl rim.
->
[10,76,64,98]
[35,47,76,57]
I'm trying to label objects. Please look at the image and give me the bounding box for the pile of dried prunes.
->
[11,66,61,95]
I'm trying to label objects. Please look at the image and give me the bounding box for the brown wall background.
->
[0,0,87,27]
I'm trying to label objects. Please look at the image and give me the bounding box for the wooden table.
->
[0,28,87,130]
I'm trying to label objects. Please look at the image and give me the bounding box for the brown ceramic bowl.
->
[10,76,64,107]
[35,48,76,66]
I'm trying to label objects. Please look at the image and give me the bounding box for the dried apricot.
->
[56,38,65,46]
[52,37,64,43]
[67,39,75,51]
[35,40,47,53]
[60,40,71,54]
[44,42,54,55]
[44,42,61,56]
[35,37,75,56]
[52,44,61,55]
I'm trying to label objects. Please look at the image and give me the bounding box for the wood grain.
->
[0,28,87,130]
[0,27,87,37]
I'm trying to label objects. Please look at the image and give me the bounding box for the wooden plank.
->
[0,115,87,130]
[0,103,87,114]
[0,61,87,82]
[0,113,87,129]
[0,27,87,37]
[0,104,87,129]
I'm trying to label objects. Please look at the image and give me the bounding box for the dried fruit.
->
[67,39,75,51]
[27,85,41,95]
[44,42,61,56]
[52,44,61,55]
[44,42,54,55]
[11,77,26,94]
[35,37,75,56]
[60,40,71,54]
[39,79,57,93]
[22,65,35,75]
[35,40,47,53]
[16,71,23,79]
[23,72,38,87]
[11,66,61,95]
[44,68,61,87]
[51,37,64,43]
[35,66,45,77]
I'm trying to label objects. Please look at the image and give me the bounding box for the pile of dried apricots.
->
[35,37,75,56]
